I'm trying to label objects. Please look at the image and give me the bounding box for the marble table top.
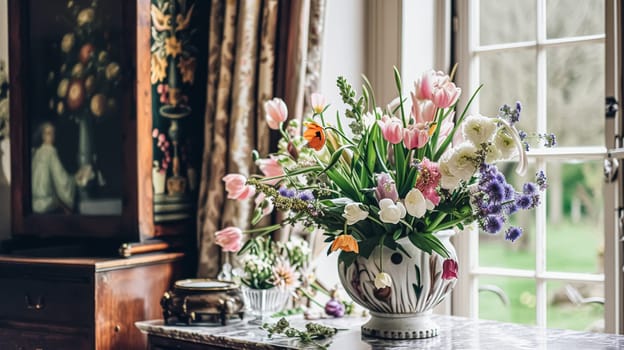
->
[136,314,624,350]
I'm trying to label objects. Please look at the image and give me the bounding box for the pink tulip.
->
[442,259,458,280]
[432,80,461,108]
[256,156,284,185]
[223,174,256,200]
[215,226,244,252]
[403,123,429,149]
[375,173,399,202]
[411,98,436,124]
[377,115,403,144]
[310,92,326,114]
[413,70,461,108]
[264,98,288,130]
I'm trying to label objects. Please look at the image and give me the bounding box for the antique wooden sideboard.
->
[0,252,187,350]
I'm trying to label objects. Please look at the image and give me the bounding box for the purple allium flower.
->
[278,186,296,198]
[523,182,537,195]
[506,203,519,215]
[503,185,515,201]
[324,299,345,318]
[505,227,523,242]
[298,190,315,201]
[487,204,502,215]
[486,182,505,202]
[483,215,504,234]
[515,195,533,210]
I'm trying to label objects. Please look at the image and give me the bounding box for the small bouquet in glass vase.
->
[215,227,311,324]
[217,67,555,338]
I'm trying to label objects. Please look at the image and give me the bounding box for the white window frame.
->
[453,0,621,333]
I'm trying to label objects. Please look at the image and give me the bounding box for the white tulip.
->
[405,188,427,218]
[374,272,393,289]
[342,203,369,225]
[462,114,497,145]
[378,198,406,224]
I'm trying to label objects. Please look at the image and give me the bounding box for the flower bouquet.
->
[215,227,311,324]
[217,67,554,338]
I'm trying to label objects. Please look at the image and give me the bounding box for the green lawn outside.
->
[478,220,604,331]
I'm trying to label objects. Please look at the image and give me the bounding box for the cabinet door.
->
[8,0,139,239]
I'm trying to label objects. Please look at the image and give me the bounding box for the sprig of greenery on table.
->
[262,318,338,350]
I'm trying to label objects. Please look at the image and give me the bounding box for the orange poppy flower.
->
[303,122,326,151]
[330,234,359,254]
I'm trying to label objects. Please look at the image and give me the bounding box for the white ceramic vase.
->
[338,229,458,339]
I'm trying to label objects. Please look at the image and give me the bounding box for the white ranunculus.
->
[378,198,406,224]
[405,188,427,218]
[342,202,369,225]
[439,151,462,190]
[374,272,393,289]
[462,114,497,146]
[447,142,478,181]
[494,127,518,161]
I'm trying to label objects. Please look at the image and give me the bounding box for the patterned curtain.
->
[197,0,327,278]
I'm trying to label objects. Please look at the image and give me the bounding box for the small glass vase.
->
[241,286,290,325]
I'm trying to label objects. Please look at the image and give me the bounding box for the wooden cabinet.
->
[0,252,186,350]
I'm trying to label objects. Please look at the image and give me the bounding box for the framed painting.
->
[9,0,140,238]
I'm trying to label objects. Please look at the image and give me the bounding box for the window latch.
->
[606,96,619,118]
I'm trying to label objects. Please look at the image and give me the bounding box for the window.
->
[453,0,618,332]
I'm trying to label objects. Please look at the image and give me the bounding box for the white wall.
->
[0,0,10,242]
[313,0,366,289]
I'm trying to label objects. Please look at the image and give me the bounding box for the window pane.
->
[547,44,605,147]
[479,163,537,270]
[545,161,604,273]
[547,281,604,332]
[480,0,536,46]
[479,49,537,135]
[479,276,536,325]
[547,0,604,39]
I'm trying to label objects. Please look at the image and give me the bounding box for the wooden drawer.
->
[0,327,91,350]
[0,277,93,327]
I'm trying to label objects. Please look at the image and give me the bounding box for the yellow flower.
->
[177,56,196,84]
[151,54,167,84]
[165,36,182,58]
[330,234,359,254]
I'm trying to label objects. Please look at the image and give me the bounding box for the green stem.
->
[427,212,447,232]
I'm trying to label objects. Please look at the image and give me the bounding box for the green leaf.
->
[338,251,357,269]
[251,208,263,225]
[357,237,379,259]
[322,145,356,174]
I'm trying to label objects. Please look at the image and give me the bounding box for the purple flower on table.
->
[324,299,345,318]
